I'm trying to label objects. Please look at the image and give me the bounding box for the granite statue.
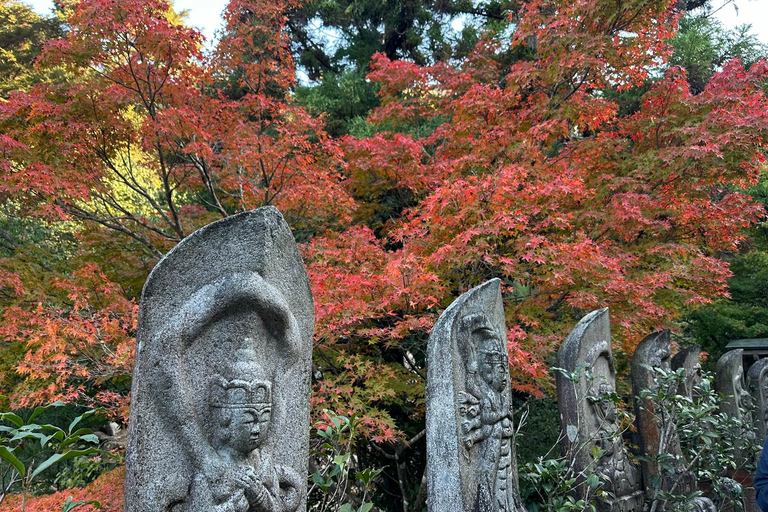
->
[124,207,314,512]
[716,349,755,467]
[748,358,768,445]
[670,345,703,402]
[556,309,643,512]
[426,279,526,512]
[631,331,697,504]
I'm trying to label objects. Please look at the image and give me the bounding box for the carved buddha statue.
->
[183,367,301,512]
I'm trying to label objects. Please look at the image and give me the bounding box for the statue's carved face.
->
[477,336,507,393]
[588,379,618,457]
[592,381,616,424]
[226,406,271,454]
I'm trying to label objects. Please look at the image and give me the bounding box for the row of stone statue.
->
[121,208,760,512]
[427,284,762,512]
[555,309,763,512]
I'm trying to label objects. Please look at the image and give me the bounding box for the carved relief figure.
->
[716,349,756,466]
[459,314,517,511]
[588,379,642,511]
[748,358,768,444]
[631,331,698,505]
[556,309,643,512]
[124,208,314,512]
[184,367,301,512]
[426,279,526,512]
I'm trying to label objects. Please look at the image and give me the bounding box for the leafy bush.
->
[54,452,122,490]
[636,367,759,511]
[0,402,104,511]
[309,411,381,512]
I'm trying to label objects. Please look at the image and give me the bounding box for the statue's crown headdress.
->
[479,346,506,364]
[210,376,271,409]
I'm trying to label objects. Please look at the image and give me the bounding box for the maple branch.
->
[91,140,181,236]
[122,36,154,116]
[312,340,344,374]
[155,143,185,239]
[148,54,173,110]
[267,153,297,204]
[370,430,425,512]
[260,157,273,205]
[91,189,180,243]
[397,346,426,380]
[189,154,229,218]
[546,291,570,314]
[55,200,165,259]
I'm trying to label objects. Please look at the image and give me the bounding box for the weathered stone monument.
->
[716,349,755,467]
[124,207,314,512]
[718,350,760,512]
[670,345,703,401]
[426,279,526,512]
[556,308,643,512]
[631,331,696,503]
[748,357,768,444]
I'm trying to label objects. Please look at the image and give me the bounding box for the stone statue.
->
[670,346,703,402]
[426,279,526,512]
[556,309,643,512]
[748,358,768,445]
[689,497,718,512]
[182,352,302,512]
[631,331,697,504]
[124,207,314,512]
[716,349,755,467]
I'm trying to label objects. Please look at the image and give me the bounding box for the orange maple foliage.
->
[0,262,136,419]
[309,0,768,407]
[0,0,354,417]
[1,0,768,458]
[0,466,124,512]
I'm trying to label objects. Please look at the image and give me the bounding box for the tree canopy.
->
[1,0,768,508]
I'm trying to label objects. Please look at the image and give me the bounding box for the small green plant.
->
[0,402,104,512]
[308,411,381,512]
[520,457,599,512]
[54,450,122,489]
[61,495,101,511]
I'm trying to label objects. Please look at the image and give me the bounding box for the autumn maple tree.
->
[304,1,768,501]
[2,0,768,509]
[0,0,355,418]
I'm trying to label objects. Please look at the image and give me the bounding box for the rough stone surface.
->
[124,207,314,512]
[716,349,755,467]
[426,279,526,512]
[689,497,717,512]
[670,345,703,401]
[748,357,768,445]
[631,331,696,501]
[555,309,643,512]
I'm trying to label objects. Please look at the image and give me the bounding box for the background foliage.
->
[1,0,767,508]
